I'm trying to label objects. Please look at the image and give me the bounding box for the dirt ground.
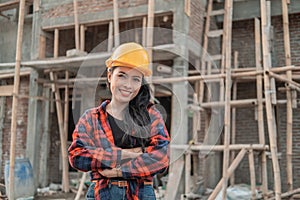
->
[35,192,86,200]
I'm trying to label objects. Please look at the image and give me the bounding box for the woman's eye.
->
[118,74,126,78]
[133,78,141,82]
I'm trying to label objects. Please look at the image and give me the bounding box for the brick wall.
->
[231,13,300,192]
[1,77,29,182]
[43,0,148,19]
[189,0,205,46]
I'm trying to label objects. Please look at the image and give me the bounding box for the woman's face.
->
[108,66,143,105]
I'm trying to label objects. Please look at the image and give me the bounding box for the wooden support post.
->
[261,0,281,199]
[108,21,113,52]
[80,25,85,52]
[53,28,70,193]
[8,0,26,199]
[113,0,120,47]
[230,51,238,186]
[222,0,233,198]
[146,0,154,73]
[64,70,69,141]
[255,17,268,199]
[192,93,200,141]
[282,0,293,193]
[142,17,147,47]
[185,152,191,194]
[208,148,247,200]
[73,0,80,50]
[74,173,87,200]
[39,34,46,59]
[248,149,256,200]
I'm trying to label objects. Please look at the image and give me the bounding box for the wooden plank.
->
[255,17,268,199]
[261,0,281,199]
[8,0,26,199]
[113,0,120,47]
[0,85,14,96]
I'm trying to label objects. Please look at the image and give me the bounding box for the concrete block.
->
[66,49,87,57]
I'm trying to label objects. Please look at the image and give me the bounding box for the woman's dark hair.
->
[108,67,151,148]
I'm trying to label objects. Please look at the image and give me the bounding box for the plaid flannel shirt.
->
[68,100,170,200]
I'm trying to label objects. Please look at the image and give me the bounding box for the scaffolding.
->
[1,0,300,199]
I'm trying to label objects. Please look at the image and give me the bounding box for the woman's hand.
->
[121,147,143,160]
[99,168,122,178]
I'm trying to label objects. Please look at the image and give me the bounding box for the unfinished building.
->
[1,0,300,199]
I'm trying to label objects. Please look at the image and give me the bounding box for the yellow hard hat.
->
[105,42,152,76]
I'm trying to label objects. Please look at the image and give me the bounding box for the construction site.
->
[1,0,300,199]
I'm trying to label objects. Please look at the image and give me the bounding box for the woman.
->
[68,42,170,200]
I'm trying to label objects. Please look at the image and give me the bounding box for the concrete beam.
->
[41,0,174,30]
[215,0,300,22]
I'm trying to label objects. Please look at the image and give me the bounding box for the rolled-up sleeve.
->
[121,107,170,178]
[68,110,122,172]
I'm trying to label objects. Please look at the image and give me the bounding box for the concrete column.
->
[26,69,43,188]
[0,92,6,176]
[26,0,44,189]
[167,0,190,198]
[38,88,51,187]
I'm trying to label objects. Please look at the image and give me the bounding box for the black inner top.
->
[107,112,142,148]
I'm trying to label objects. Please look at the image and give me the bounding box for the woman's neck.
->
[107,100,128,120]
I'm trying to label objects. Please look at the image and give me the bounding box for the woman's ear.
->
[107,69,112,83]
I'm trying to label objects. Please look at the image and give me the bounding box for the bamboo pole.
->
[208,148,247,200]
[53,28,70,192]
[248,149,257,200]
[268,188,300,200]
[282,0,293,193]
[222,0,233,198]
[171,144,268,151]
[230,51,238,186]
[8,0,26,199]
[255,17,268,199]
[113,0,120,47]
[261,0,281,199]
[267,71,300,92]
[73,0,80,50]
[74,172,87,200]
[200,0,213,103]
